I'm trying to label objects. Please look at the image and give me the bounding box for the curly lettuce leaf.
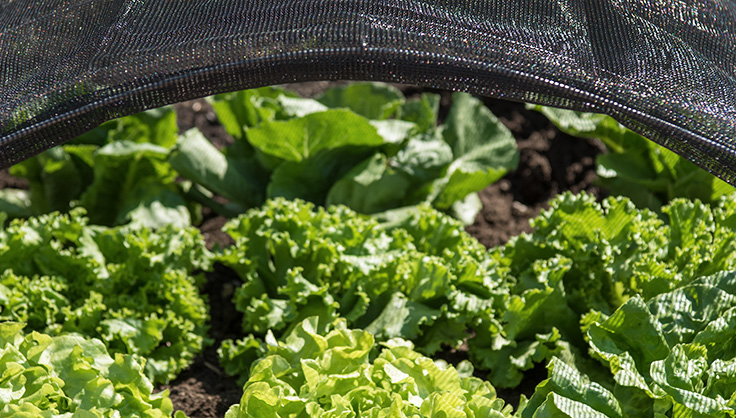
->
[521,358,626,418]
[522,271,736,417]
[217,335,266,386]
[216,198,504,382]
[0,209,211,384]
[470,192,736,388]
[582,270,736,416]
[0,322,185,418]
[224,317,513,418]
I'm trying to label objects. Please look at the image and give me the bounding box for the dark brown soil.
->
[467,97,607,248]
[0,168,28,189]
[174,99,232,150]
[164,84,606,417]
[159,263,244,418]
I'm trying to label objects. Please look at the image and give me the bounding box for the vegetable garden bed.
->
[160,86,607,417]
[2,81,734,418]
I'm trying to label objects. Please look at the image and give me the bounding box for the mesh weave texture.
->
[1,0,735,184]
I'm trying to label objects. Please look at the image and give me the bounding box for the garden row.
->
[1,83,735,417]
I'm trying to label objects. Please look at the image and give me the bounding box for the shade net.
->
[1,0,735,185]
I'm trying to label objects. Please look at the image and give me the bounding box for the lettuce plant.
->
[528,104,735,211]
[0,106,195,228]
[224,317,513,418]
[522,270,736,417]
[216,198,507,382]
[0,83,518,226]
[0,209,211,384]
[470,192,736,388]
[0,322,185,417]
[171,83,518,223]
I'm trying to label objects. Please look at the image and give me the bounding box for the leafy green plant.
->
[0,209,211,384]
[522,269,736,417]
[216,198,507,383]
[224,317,513,418]
[0,107,196,228]
[470,191,736,388]
[0,83,518,226]
[0,322,186,417]
[528,105,735,211]
[171,83,518,223]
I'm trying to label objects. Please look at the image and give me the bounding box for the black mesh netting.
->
[1,0,735,184]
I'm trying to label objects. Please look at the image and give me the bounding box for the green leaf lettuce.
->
[470,192,736,388]
[216,198,506,382]
[0,322,185,417]
[224,317,513,418]
[522,270,736,417]
[0,209,211,384]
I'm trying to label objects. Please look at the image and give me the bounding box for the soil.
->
[0,168,29,190]
[158,263,244,418]
[469,96,607,248]
[164,83,607,417]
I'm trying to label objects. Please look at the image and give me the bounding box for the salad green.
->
[216,198,506,383]
[528,105,735,211]
[0,209,211,384]
[0,83,518,227]
[214,192,736,397]
[2,82,735,417]
[471,191,736,388]
[172,83,518,223]
[224,317,513,418]
[0,106,195,228]
[0,322,185,418]
[523,270,736,417]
